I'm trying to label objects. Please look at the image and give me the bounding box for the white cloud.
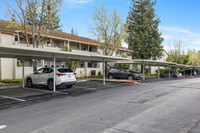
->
[66,0,91,3]
[64,0,93,8]
[159,26,200,51]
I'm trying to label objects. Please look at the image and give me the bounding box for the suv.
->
[108,67,143,80]
[25,67,76,90]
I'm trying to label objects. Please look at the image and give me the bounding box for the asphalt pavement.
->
[1,78,200,133]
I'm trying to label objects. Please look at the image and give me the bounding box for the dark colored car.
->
[108,67,143,80]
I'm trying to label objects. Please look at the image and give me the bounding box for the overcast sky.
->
[1,0,200,51]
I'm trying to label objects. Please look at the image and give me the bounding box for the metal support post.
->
[53,54,56,92]
[169,65,170,79]
[158,64,160,79]
[103,58,105,85]
[22,59,25,88]
[191,68,192,76]
[143,63,145,80]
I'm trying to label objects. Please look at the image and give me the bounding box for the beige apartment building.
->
[0,20,132,80]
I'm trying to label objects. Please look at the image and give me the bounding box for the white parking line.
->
[0,95,26,102]
[24,88,53,93]
[0,125,7,129]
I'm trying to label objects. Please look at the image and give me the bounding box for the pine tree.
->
[126,0,163,60]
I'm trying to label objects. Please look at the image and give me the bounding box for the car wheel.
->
[108,74,114,79]
[47,79,53,90]
[26,78,33,88]
[66,85,73,89]
[161,75,164,78]
[128,75,133,80]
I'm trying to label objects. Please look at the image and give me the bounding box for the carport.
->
[0,46,127,92]
[115,60,177,80]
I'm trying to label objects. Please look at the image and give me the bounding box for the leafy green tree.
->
[91,3,127,56]
[64,45,80,72]
[6,0,63,48]
[126,0,163,60]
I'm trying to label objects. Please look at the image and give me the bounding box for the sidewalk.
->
[0,82,22,89]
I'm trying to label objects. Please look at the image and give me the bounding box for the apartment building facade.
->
[0,20,132,80]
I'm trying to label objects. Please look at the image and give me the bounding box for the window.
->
[36,68,44,74]
[78,62,85,68]
[88,62,99,68]
[17,60,23,67]
[89,46,92,52]
[44,68,53,73]
[45,41,53,47]
[14,35,18,42]
[81,47,87,51]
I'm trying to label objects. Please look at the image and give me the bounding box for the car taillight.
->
[57,74,66,77]
[74,73,76,75]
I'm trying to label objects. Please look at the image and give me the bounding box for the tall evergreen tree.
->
[126,0,163,60]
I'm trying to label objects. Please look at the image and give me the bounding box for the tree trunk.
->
[32,59,37,73]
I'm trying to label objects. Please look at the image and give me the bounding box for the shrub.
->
[155,68,165,74]
[97,74,103,78]
[98,71,102,76]
[64,45,72,52]
[2,79,22,83]
[91,70,96,76]
[131,67,136,72]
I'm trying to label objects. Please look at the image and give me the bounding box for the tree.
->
[90,3,127,56]
[6,0,62,72]
[166,40,188,64]
[126,0,163,60]
[6,0,63,48]
[64,45,80,73]
[187,49,200,66]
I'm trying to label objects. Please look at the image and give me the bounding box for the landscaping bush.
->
[91,70,96,76]
[98,71,101,76]
[155,68,165,74]
[2,79,22,83]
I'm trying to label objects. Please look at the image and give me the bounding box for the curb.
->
[187,76,195,78]
[119,80,141,84]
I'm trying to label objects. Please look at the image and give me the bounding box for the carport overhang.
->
[115,60,178,80]
[0,46,127,92]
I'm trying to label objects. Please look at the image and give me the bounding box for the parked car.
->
[108,67,143,80]
[25,67,76,90]
[160,71,182,78]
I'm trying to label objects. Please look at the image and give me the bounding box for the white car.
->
[25,67,76,90]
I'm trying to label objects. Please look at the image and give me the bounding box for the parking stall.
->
[115,60,200,81]
[0,46,127,92]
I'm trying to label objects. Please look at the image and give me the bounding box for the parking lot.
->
[0,76,195,111]
[0,81,129,110]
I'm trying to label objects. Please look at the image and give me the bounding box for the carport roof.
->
[115,59,177,66]
[0,46,127,62]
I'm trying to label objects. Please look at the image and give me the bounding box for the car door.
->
[117,68,126,78]
[40,68,53,85]
[31,68,44,84]
[121,69,128,78]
